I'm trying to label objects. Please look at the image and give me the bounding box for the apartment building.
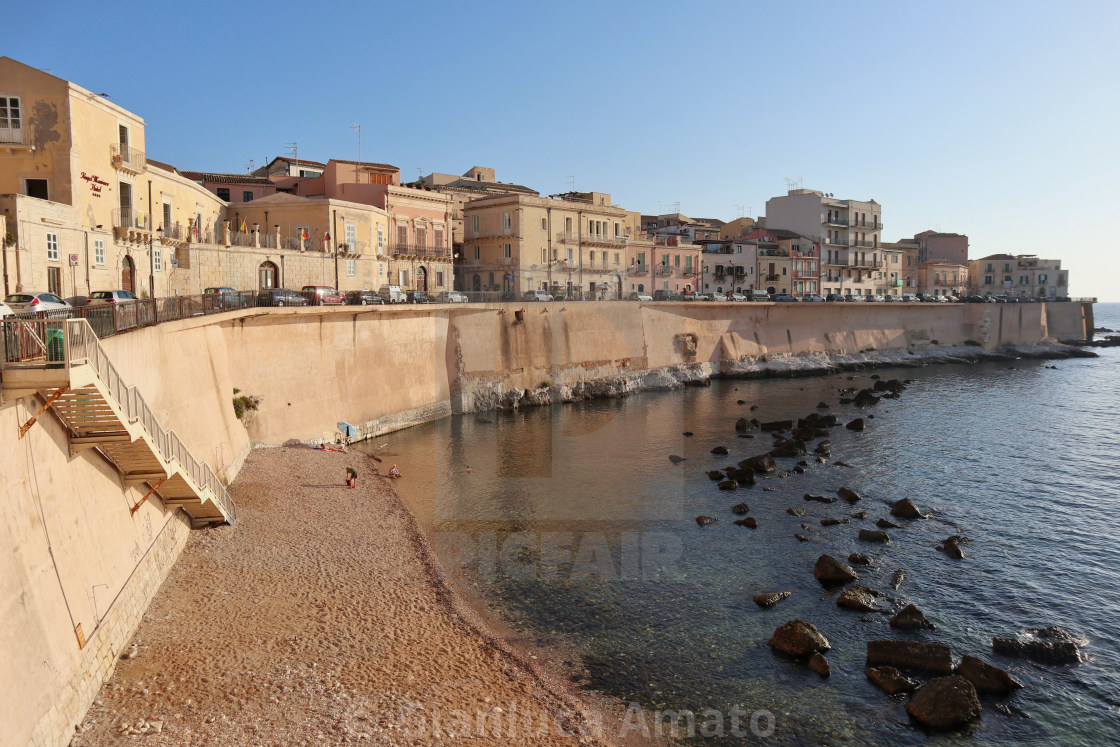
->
[719,216,757,240]
[699,241,757,294]
[460,191,631,299]
[741,228,819,296]
[914,230,968,265]
[181,171,277,204]
[627,232,703,296]
[918,259,970,297]
[641,213,723,243]
[420,166,539,246]
[969,254,1068,298]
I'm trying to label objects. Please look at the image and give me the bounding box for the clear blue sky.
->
[7,0,1118,299]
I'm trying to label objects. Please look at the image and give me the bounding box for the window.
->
[504,244,512,258]
[0,96,21,141]
[377,227,384,251]
[589,251,595,263]
[434,229,444,248]
[473,246,480,260]
[614,252,619,264]
[986,263,993,272]
[1039,274,1048,283]
[436,271,444,286]
[243,191,253,202]
[565,217,572,232]
[26,179,48,200]
[46,232,59,261]
[216,187,230,201]
[153,246,162,272]
[397,226,408,247]
[345,223,357,247]
[566,248,573,262]
[674,254,680,267]
[415,227,427,247]
[502,212,511,230]
[94,239,105,265]
[614,222,620,236]
[541,217,547,230]
[471,216,479,234]
[347,258,356,276]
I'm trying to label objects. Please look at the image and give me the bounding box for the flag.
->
[301,230,308,240]
[240,219,248,234]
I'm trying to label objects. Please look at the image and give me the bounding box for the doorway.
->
[258,261,278,290]
[119,182,133,226]
[416,266,427,292]
[122,256,135,293]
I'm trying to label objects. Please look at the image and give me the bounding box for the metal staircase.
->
[1,318,235,526]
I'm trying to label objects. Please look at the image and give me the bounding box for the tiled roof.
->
[331,159,398,170]
[978,253,1017,260]
[146,158,179,173]
[181,171,274,185]
[270,156,327,168]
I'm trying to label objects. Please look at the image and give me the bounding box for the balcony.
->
[110,143,146,174]
[852,240,878,249]
[0,122,30,154]
[852,220,883,230]
[112,207,153,243]
[626,264,647,276]
[825,238,849,247]
[656,266,674,277]
[392,244,452,259]
[823,215,849,227]
[764,274,781,282]
[555,232,627,247]
[496,256,514,266]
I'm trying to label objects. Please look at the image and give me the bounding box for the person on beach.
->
[388,464,402,479]
[345,466,357,488]
[465,465,471,473]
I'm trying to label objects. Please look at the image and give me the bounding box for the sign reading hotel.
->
[80,172,109,197]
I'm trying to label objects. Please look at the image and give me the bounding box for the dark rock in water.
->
[839,397,853,405]
[769,439,808,458]
[891,604,935,630]
[695,515,717,526]
[837,584,886,612]
[787,507,807,517]
[939,537,966,559]
[867,640,954,674]
[817,401,831,409]
[814,554,859,585]
[809,651,831,677]
[707,470,725,481]
[738,433,755,439]
[814,439,832,452]
[804,493,836,504]
[754,591,793,608]
[711,445,729,455]
[797,459,809,466]
[476,418,495,424]
[867,666,920,695]
[735,517,758,528]
[718,480,739,491]
[791,427,828,440]
[735,417,749,431]
[851,510,868,520]
[873,378,906,393]
[835,460,853,467]
[846,418,866,431]
[854,389,881,407]
[848,553,874,565]
[731,503,750,515]
[794,533,810,542]
[859,529,890,543]
[763,487,776,492]
[821,518,848,526]
[877,518,902,529]
[815,456,827,463]
[751,405,759,410]
[890,569,905,589]
[800,523,815,531]
[957,655,1023,694]
[870,374,881,380]
[993,626,1083,665]
[725,466,756,484]
[769,619,831,657]
[741,454,777,473]
[906,676,982,730]
[760,420,794,432]
[837,487,862,502]
[891,498,926,519]
[737,399,746,404]
[669,454,686,464]
[799,413,838,428]
[793,465,806,474]
[682,431,694,437]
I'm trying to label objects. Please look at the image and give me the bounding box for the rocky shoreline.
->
[470,341,1097,412]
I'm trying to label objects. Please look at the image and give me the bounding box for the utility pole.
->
[147,180,156,300]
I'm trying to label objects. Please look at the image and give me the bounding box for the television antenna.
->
[245,158,255,174]
[285,142,299,172]
[351,123,361,168]
[566,176,576,192]
[784,176,803,192]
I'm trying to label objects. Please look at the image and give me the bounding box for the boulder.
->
[940,537,965,559]
[848,553,874,566]
[876,518,902,529]
[741,454,777,473]
[760,420,794,432]
[793,465,806,474]
[814,554,859,585]
[821,518,848,526]
[992,626,1082,665]
[905,676,982,730]
[814,440,832,454]
[866,666,920,695]
[706,470,725,481]
[725,466,756,484]
[753,591,793,608]
[794,533,810,542]
[890,569,905,589]
[769,619,831,657]
[859,529,890,543]
[731,503,750,515]
[711,445,729,455]
[867,640,954,674]
[799,414,837,428]
[804,493,836,504]
[890,498,926,519]
[809,652,831,677]
[846,418,865,431]
[837,487,862,502]
[853,389,881,407]
[734,516,758,528]
[792,427,829,441]
[957,655,1023,695]
[695,515,717,526]
[873,379,906,393]
[769,439,808,458]
[817,401,831,409]
[837,584,885,612]
[682,431,694,437]
[786,507,807,517]
[851,510,868,520]
[718,480,739,491]
[734,417,750,431]
[891,604,934,630]
[668,454,686,464]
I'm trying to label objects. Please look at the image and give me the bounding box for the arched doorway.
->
[417,266,427,292]
[121,256,135,294]
[613,274,622,300]
[472,274,481,292]
[258,261,278,290]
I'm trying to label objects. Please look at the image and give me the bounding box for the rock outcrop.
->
[741,454,777,473]
[992,626,1082,665]
[837,487,862,502]
[866,666,920,695]
[753,591,793,608]
[769,619,831,657]
[890,498,926,519]
[957,655,1023,694]
[695,515,717,526]
[905,676,982,730]
[890,604,934,630]
[808,652,831,677]
[837,584,886,612]
[814,554,858,585]
[867,640,954,674]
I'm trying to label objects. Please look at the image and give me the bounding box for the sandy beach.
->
[72,446,608,745]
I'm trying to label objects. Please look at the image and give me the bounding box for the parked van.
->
[378,285,407,304]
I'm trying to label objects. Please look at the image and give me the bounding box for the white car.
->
[523,289,554,302]
[727,292,747,301]
[627,292,653,301]
[4,292,72,314]
[710,292,728,302]
[85,290,138,306]
[436,290,469,303]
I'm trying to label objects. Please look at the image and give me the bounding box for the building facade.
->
[918,259,970,297]
[969,254,1068,298]
[914,230,968,265]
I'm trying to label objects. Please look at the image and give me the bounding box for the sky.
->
[6,0,1119,299]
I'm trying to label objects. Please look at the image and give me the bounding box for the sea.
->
[361,303,1120,745]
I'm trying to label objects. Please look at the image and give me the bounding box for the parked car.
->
[651,290,681,301]
[900,293,919,302]
[772,293,799,302]
[301,285,345,306]
[346,290,385,306]
[406,290,433,304]
[745,290,771,302]
[377,285,407,304]
[523,289,554,302]
[965,295,988,303]
[843,294,865,303]
[258,288,309,307]
[204,286,247,309]
[709,292,728,302]
[4,292,72,314]
[1055,296,1071,302]
[917,293,938,303]
[85,290,137,306]
[727,292,747,301]
[867,294,885,303]
[435,290,469,303]
[689,293,711,301]
[627,291,653,301]
[802,293,825,302]
[825,293,846,302]
[881,294,899,302]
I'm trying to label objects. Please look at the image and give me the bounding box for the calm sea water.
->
[365,303,1120,745]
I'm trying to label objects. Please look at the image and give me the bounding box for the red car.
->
[300,285,344,306]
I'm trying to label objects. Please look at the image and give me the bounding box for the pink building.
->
[180,171,277,204]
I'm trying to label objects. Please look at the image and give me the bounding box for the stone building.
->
[914,230,968,265]
[918,259,970,297]
[699,240,758,295]
[969,254,1068,298]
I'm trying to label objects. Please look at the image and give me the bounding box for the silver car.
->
[85,290,138,306]
[4,292,72,314]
